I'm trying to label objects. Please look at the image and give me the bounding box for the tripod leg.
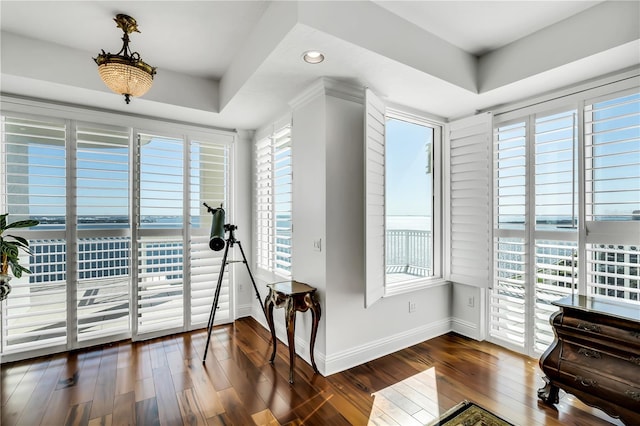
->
[235,241,268,322]
[202,240,230,364]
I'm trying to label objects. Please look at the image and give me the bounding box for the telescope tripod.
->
[202,224,267,363]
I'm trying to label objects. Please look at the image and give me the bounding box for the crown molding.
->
[289,77,364,110]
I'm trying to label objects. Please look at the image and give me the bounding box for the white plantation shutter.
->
[446,112,492,287]
[531,111,579,353]
[584,90,640,303]
[190,235,228,325]
[491,237,526,350]
[273,128,292,275]
[533,240,577,352]
[136,134,184,335]
[1,102,236,360]
[255,137,273,271]
[189,140,230,326]
[585,91,640,224]
[534,111,577,230]
[1,115,68,353]
[364,88,385,307]
[493,109,584,355]
[136,237,184,334]
[255,123,292,277]
[490,120,527,350]
[494,121,527,231]
[75,123,131,341]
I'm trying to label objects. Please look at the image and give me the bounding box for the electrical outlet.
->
[408,301,416,313]
[313,238,322,252]
[467,296,475,308]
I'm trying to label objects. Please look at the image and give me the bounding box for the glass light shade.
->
[97,62,154,97]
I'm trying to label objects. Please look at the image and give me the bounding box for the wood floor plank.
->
[88,348,118,420]
[134,377,156,402]
[183,357,226,418]
[87,413,112,426]
[0,317,627,426]
[152,366,182,426]
[111,391,136,426]
[115,366,136,396]
[64,401,92,426]
[2,358,51,426]
[251,408,280,426]
[176,388,207,426]
[15,356,66,426]
[132,345,153,381]
[1,362,31,406]
[135,397,160,426]
[149,341,169,371]
[216,387,256,426]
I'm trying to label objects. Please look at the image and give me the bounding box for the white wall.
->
[451,283,484,340]
[249,79,500,376]
[233,130,257,318]
[271,80,453,376]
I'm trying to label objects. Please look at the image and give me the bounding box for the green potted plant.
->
[1,213,39,300]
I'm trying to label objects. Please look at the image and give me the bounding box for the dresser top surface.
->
[554,295,640,322]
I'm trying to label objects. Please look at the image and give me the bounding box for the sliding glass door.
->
[1,111,234,360]
[491,89,639,357]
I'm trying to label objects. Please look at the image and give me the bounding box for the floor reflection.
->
[369,367,440,425]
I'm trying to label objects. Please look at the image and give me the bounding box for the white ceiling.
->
[1,1,638,130]
[374,1,603,55]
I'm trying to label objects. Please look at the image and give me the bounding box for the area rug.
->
[426,400,514,426]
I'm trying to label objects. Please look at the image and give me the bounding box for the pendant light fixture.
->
[94,14,157,104]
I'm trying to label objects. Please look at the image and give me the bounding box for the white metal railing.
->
[386,229,431,277]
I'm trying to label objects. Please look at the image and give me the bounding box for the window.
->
[255,123,292,278]
[76,123,131,342]
[365,89,443,306]
[1,103,234,361]
[136,133,185,335]
[385,117,435,283]
[2,115,68,353]
[491,87,639,357]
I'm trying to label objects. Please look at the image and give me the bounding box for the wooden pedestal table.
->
[265,280,321,383]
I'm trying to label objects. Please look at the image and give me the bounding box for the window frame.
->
[383,108,444,296]
[365,88,446,308]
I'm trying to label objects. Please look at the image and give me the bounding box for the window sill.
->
[254,268,292,286]
[384,277,450,297]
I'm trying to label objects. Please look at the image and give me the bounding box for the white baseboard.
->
[450,317,480,340]
[245,313,483,376]
[322,318,451,376]
[235,303,253,319]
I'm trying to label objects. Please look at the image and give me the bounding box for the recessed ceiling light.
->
[302,50,325,64]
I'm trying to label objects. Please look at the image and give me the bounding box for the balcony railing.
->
[386,229,431,277]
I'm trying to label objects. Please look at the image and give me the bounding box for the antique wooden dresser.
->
[538,295,640,425]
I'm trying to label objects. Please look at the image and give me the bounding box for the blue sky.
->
[385,117,433,217]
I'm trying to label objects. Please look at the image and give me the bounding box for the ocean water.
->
[387,215,431,231]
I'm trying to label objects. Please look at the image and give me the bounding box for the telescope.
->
[201,201,268,363]
[203,202,226,251]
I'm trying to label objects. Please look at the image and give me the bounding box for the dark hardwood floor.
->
[1,317,624,425]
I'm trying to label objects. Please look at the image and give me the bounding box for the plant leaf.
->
[5,220,39,230]
[6,234,30,247]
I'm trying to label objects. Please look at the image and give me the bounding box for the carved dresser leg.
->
[538,376,560,405]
